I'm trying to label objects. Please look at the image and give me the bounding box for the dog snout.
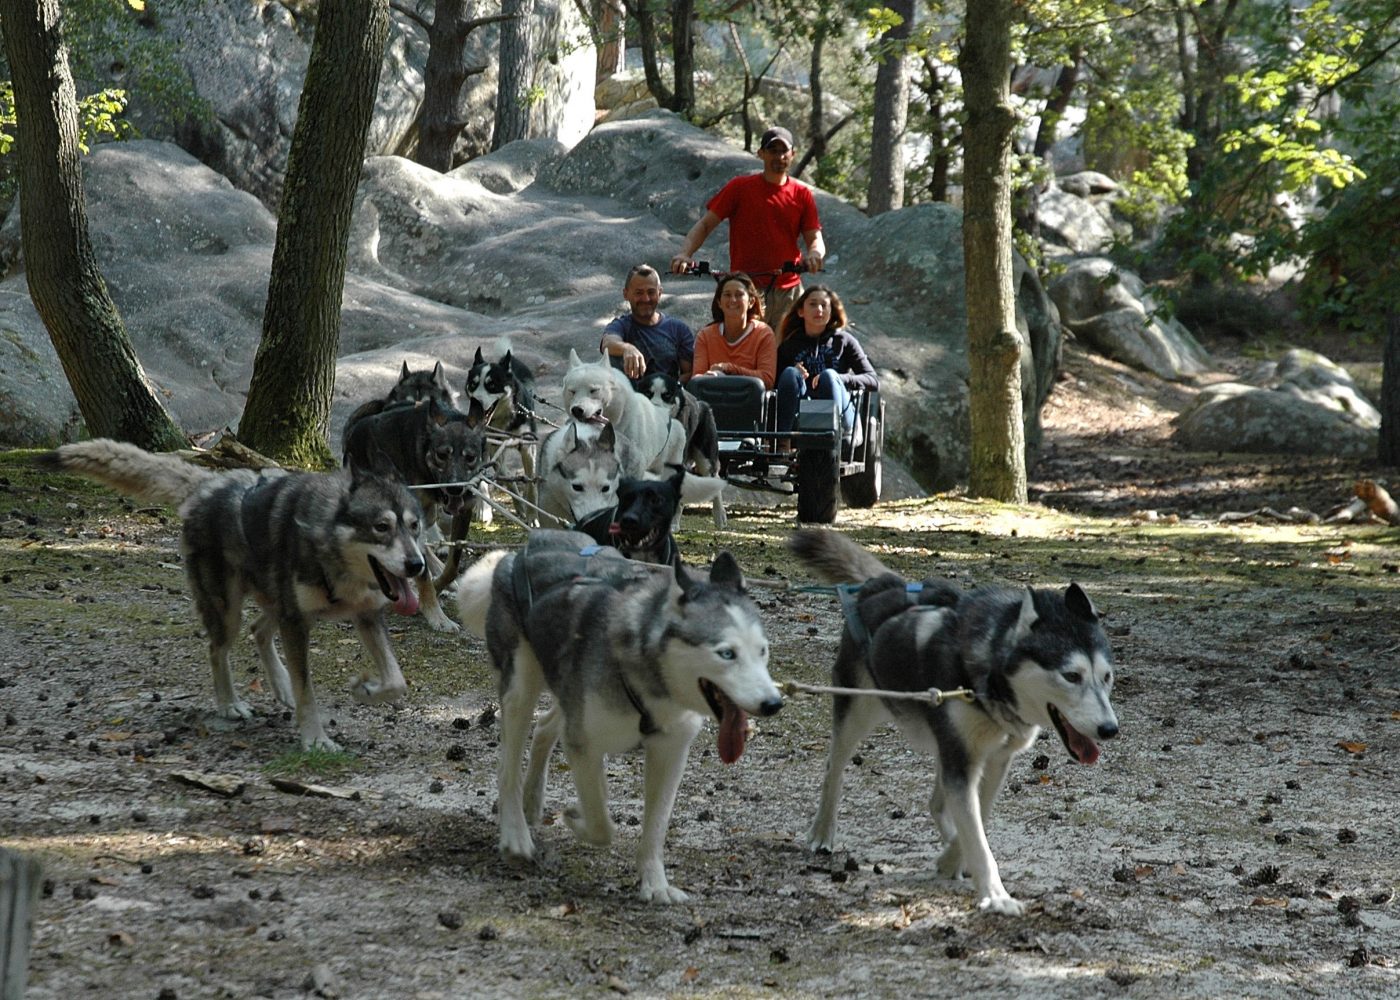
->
[404,553,426,579]
[1098,721,1119,740]
[757,696,783,717]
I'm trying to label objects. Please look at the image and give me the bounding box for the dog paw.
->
[424,614,460,634]
[348,677,406,705]
[563,806,614,846]
[217,700,255,721]
[977,893,1025,917]
[498,829,536,862]
[805,830,836,854]
[301,733,342,753]
[638,882,689,905]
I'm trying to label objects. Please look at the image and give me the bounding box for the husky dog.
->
[572,466,688,567]
[536,422,628,528]
[635,371,726,527]
[346,359,456,426]
[464,342,539,524]
[38,440,426,751]
[342,398,488,631]
[560,349,686,476]
[457,530,783,903]
[788,529,1120,916]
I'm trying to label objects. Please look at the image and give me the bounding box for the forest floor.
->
[2,333,1398,1000]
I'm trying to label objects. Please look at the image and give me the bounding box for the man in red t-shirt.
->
[670,126,825,329]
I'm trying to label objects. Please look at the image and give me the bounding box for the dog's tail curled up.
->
[456,548,510,637]
[36,439,222,509]
[787,528,892,584]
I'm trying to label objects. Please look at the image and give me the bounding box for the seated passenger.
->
[691,272,777,389]
[599,264,695,381]
[774,285,877,437]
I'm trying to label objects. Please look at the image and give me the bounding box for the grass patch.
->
[261,748,360,780]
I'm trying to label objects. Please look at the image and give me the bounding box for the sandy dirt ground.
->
[2,343,1398,999]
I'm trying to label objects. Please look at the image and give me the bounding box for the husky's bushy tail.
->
[787,528,892,583]
[456,548,510,637]
[37,439,221,508]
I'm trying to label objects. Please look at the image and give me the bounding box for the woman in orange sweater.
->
[689,272,777,389]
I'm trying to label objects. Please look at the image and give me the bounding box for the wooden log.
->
[1,847,42,1000]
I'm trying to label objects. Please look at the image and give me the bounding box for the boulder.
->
[1172,350,1379,457]
[1038,187,1116,255]
[1048,258,1212,381]
[1,112,1064,495]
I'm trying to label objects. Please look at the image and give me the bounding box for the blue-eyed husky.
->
[38,440,427,752]
[788,529,1120,916]
[457,530,783,903]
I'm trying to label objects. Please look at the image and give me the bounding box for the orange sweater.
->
[691,321,777,389]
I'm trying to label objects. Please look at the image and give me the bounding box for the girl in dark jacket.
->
[774,285,877,437]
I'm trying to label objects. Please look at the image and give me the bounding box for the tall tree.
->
[960,0,1025,502]
[492,0,534,150]
[867,0,914,214]
[0,0,185,451]
[624,0,697,118]
[401,0,509,172]
[237,0,391,465]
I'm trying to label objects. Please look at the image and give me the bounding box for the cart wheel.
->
[796,444,840,523]
[841,408,882,509]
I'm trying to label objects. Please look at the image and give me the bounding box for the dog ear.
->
[432,360,448,388]
[709,550,746,592]
[473,345,485,366]
[501,350,512,369]
[400,359,411,381]
[350,443,401,486]
[1064,582,1101,621]
[565,423,583,450]
[1013,587,1040,639]
[597,423,617,451]
[568,347,584,369]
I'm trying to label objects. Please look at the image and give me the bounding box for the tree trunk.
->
[670,0,696,118]
[493,0,535,150]
[594,0,625,79]
[1032,50,1081,160]
[1381,310,1400,467]
[960,0,1026,503]
[867,0,913,215]
[416,0,473,172]
[238,0,390,465]
[626,0,674,109]
[1,0,185,451]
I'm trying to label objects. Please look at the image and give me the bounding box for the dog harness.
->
[509,536,660,737]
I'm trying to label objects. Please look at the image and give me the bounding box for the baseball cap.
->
[760,126,794,151]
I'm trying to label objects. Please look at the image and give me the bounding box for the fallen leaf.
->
[682,967,700,984]
[1336,741,1367,755]
[1250,897,1288,908]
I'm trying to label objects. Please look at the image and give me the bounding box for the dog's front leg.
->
[279,618,339,752]
[250,613,294,710]
[636,720,702,903]
[941,776,1023,916]
[347,614,408,705]
[497,650,545,859]
[807,693,884,852]
[415,567,461,633]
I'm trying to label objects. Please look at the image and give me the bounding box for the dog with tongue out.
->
[456,529,783,903]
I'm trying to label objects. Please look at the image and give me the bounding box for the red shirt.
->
[707,174,820,292]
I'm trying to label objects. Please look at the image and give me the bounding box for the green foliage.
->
[262,748,360,779]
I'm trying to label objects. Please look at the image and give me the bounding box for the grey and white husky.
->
[38,439,427,752]
[457,530,783,903]
[788,529,1120,916]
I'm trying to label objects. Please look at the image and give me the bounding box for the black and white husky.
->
[464,342,539,523]
[457,530,783,903]
[634,371,726,527]
[788,529,1120,916]
[38,440,427,752]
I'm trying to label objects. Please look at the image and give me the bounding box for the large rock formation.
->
[0,112,1064,493]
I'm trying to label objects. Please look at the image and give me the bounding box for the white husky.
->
[560,349,686,476]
